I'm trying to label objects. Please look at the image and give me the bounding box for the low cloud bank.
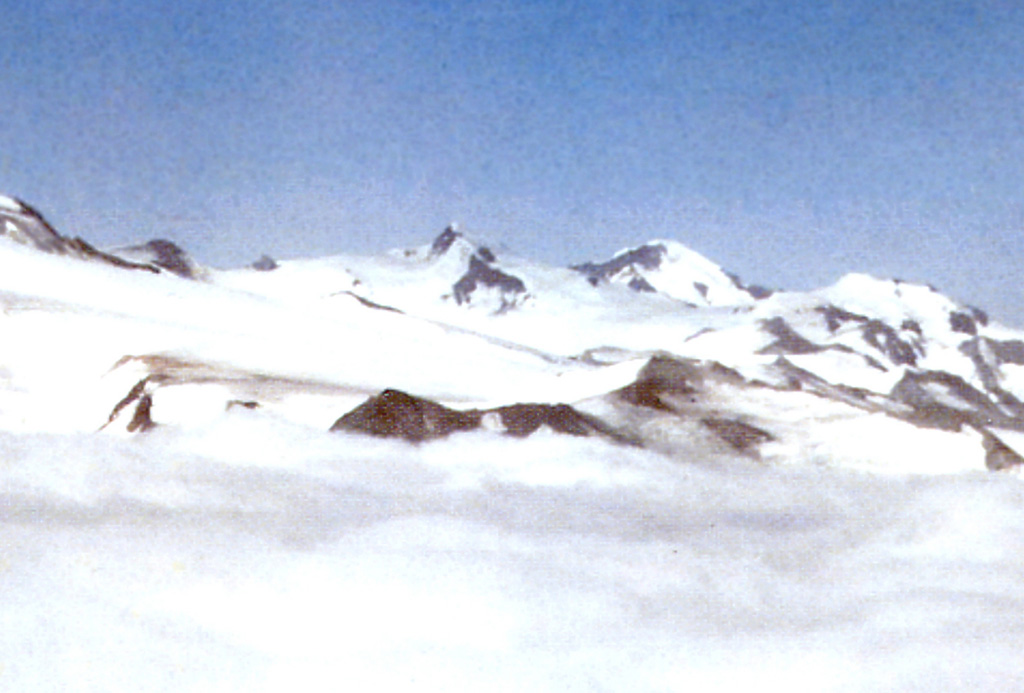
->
[2,421,1024,691]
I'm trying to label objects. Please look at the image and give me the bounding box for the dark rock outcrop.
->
[452,254,527,308]
[110,239,201,279]
[701,417,774,451]
[959,338,1002,393]
[572,242,771,299]
[490,403,613,437]
[816,304,869,333]
[127,393,156,432]
[725,271,774,300]
[334,291,404,313]
[330,389,480,441]
[144,239,194,278]
[1,195,159,273]
[969,306,989,327]
[0,196,66,252]
[861,320,921,366]
[430,225,461,256]
[986,338,1024,366]
[424,225,528,311]
[330,389,624,443]
[957,338,1024,419]
[758,317,826,355]
[618,356,702,411]
[572,244,667,287]
[901,319,923,336]
[949,311,978,336]
[628,275,657,293]
[890,370,1008,431]
[814,306,922,366]
[102,377,160,433]
[982,430,1024,471]
[616,355,746,412]
[252,255,278,271]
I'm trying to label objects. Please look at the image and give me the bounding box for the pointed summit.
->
[0,194,217,281]
[430,223,462,256]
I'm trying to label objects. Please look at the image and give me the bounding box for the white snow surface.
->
[627,238,757,306]
[0,194,25,212]
[4,223,1024,690]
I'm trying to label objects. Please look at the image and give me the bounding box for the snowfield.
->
[3,200,1024,690]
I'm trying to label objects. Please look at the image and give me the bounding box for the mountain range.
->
[3,193,1023,474]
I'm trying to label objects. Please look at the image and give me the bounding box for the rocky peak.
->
[418,224,528,313]
[0,193,161,274]
[430,224,463,256]
[0,194,66,252]
[330,388,624,442]
[109,239,205,279]
[572,240,767,304]
[572,243,667,286]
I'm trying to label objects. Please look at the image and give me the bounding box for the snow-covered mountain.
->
[8,195,1024,691]
[2,196,1024,473]
[572,238,771,304]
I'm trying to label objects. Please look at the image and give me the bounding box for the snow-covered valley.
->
[3,195,1024,690]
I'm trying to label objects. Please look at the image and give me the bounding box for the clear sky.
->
[2,0,1023,323]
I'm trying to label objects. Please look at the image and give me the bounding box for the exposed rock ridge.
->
[0,195,160,273]
[427,226,529,312]
[572,241,772,301]
[330,389,626,443]
[572,244,668,287]
[110,239,202,279]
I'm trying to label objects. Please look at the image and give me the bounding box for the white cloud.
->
[3,425,1024,691]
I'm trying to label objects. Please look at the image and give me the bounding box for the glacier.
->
[3,196,1024,690]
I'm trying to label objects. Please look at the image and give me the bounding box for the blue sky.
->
[2,0,1023,322]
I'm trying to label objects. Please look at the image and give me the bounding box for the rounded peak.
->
[828,272,944,302]
[574,238,759,305]
[821,272,961,330]
[830,272,896,291]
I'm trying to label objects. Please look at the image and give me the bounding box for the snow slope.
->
[6,212,1024,471]
[5,197,1024,691]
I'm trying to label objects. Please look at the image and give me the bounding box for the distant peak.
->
[430,224,462,256]
[251,254,278,271]
[0,194,168,275]
[572,239,769,304]
[571,243,668,285]
[425,223,503,266]
[109,238,202,279]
